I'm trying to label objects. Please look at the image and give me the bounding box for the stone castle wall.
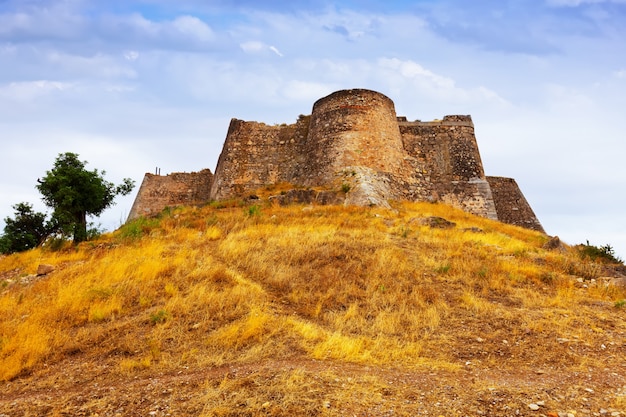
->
[209,116,309,200]
[127,89,543,232]
[486,176,544,232]
[127,169,213,221]
[398,116,497,219]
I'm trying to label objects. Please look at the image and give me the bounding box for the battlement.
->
[127,89,543,232]
[397,115,474,128]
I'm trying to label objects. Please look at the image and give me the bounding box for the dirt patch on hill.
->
[2,346,625,416]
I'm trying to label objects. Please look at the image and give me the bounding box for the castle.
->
[128,89,544,232]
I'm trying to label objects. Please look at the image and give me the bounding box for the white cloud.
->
[269,46,283,57]
[281,81,334,101]
[240,41,265,53]
[171,15,214,42]
[46,51,137,79]
[0,80,74,101]
[0,6,85,40]
[381,58,456,90]
[0,3,217,52]
[98,13,216,49]
[377,58,508,106]
[124,51,140,61]
[240,41,283,57]
[543,83,596,112]
[614,69,626,78]
[316,9,383,41]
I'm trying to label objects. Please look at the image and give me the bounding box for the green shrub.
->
[578,241,623,264]
[246,205,261,217]
[118,217,160,240]
[150,309,170,325]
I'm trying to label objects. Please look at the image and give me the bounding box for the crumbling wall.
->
[209,117,309,200]
[486,176,545,232]
[127,89,543,232]
[399,116,498,220]
[127,169,213,221]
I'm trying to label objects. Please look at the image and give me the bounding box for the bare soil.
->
[2,341,625,416]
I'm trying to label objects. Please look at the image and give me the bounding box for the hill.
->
[1,200,625,416]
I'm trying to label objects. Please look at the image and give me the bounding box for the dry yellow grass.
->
[1,200,625,415]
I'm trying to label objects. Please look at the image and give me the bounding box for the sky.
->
[1,0,625,258]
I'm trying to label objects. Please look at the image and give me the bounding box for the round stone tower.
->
[301,89,405,185]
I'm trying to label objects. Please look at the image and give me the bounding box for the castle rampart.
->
[486,176,544,232]
[398,115,497,219]
[128,169,213,221]
[128,89,543,232]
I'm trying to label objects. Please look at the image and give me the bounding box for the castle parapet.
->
[397,115,474,128]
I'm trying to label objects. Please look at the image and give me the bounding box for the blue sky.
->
[1,0,625,257]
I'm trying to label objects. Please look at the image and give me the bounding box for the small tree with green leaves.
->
[36,152,135,243]
[0,202,51,254]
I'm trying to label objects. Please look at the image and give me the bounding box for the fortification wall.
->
[127,169,213,221]
[486,176,545,232]
[209,117,309,200]
[127,89,543,232]
[399,116,483,182]
[399,116,497,220]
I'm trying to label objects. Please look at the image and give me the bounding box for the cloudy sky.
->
[1,0,625,258]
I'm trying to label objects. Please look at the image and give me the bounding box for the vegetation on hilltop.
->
[0,203,51,254]
[36,152,135,243]
[0,200,625,416]
[1,152,134,254]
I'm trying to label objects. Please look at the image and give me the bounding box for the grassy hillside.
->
[1,200,625,416]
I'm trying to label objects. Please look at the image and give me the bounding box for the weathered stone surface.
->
[127,89,544,232]
[413,216,457,229]
[270,189,346,206]
[607,277,626,288]
[543,236,568,252]
[128,169,213,221]
[36,264,55,276]
[487,176,544,233]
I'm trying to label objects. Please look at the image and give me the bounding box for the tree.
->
[36,152,135,243]
[0,202,51,254]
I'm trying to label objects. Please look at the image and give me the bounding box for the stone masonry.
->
[127,89,544,232]
[486,176,545,232]
[128,169,213,221]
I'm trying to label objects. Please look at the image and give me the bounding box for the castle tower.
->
[293,89,407,206]
[302,89,405,183]
[486,176,545,232]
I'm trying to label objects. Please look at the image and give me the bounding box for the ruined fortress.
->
[128,89,544,232]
